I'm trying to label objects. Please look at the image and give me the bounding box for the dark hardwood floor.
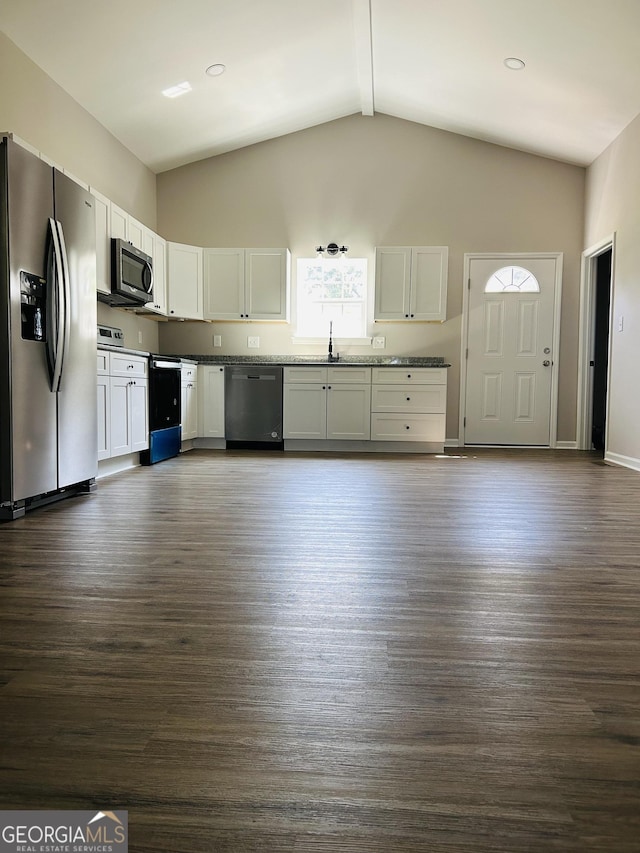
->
[1,448,639,852]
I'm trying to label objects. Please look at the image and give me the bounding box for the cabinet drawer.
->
[371,367,447,385]
[371,412,445,442]
[181,363,197,382]
[327,366,371,384]
[109,353,148,378]
[97,350,109,375]
[371,384,446,413]
[284,366,327,383]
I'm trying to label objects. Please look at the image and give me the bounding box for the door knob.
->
[543,360,551,367]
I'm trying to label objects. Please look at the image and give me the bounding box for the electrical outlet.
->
[247,336,260,348]
[213,334,222,347]
[372,336,386,349]
[138,330,143,344]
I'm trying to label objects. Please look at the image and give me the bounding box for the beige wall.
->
[0,31,160,352]
[158,114,585,443]
[585,111,640,468]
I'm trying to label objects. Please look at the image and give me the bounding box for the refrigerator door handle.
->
[45,218,68,392]
[56,221,72,389]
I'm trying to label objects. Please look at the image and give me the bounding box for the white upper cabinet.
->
[245,248,290,320]
[109,203,128,243]
[142,228,167,316]
[127,216,145,251]
[203,249,244,318]
[92,189,111,297]
[109,203,146,251]
[203,248,290,321]
[375,246,448,321]
[167,242,204,320]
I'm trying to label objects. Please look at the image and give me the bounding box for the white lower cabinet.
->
[97,350,149,460]
[181,363,198,441]
[284,367,371,440]
[370,367,446,445]
[97,374,110,461]
[198,365,225,438]
[110,375,149,456]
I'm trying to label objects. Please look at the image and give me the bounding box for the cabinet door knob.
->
[407,374,411,379]
[406,396,411,401]
[405,424,410,430]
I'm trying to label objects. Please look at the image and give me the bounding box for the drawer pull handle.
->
[406,396,411,401]
[407,373,411,379]
[405,424,410,430]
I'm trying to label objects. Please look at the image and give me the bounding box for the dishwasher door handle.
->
[234,373,276,381]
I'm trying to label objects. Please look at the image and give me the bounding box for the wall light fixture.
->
[316,242,349,257]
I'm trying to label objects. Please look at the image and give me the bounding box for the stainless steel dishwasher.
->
[224,365,283,448]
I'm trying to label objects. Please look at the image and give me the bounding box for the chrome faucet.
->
[328,321,339,362]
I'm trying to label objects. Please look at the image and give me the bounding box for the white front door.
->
[463,255,562,445]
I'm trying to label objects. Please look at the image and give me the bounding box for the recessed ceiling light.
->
[504,57,526,71]
[206,64,226,77]
[162,81,192,98]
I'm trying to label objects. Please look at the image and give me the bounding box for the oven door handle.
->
[151,359,181,370]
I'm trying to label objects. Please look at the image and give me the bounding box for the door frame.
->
[459,252,564,447]
[576,234,616,451]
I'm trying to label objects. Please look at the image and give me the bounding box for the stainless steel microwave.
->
[108,238,153,306]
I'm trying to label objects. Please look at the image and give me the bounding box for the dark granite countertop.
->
[98,345,198,366]
[170,355,450,367]
[97,347,450,368]
[98,343,150,357]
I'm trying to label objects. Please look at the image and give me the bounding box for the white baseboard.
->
[97,452,141,479]
[555,441,578,449]
[445,438,460,447]
[604,451,640,473]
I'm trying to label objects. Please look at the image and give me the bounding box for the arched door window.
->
[485,266,540,293]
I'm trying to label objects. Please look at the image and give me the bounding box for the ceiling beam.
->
[353,0,375,116]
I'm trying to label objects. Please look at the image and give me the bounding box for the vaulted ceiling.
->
[2,0,640,173]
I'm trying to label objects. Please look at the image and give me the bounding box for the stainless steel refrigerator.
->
[0,134,97,520]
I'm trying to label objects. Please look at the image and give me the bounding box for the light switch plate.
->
[248,336,260,348]
[213,334,222,347]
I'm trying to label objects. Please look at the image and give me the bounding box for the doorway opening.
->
[591,250,612,453]
[577,236,615,453]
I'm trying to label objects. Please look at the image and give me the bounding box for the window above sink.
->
[296,257,368,339]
